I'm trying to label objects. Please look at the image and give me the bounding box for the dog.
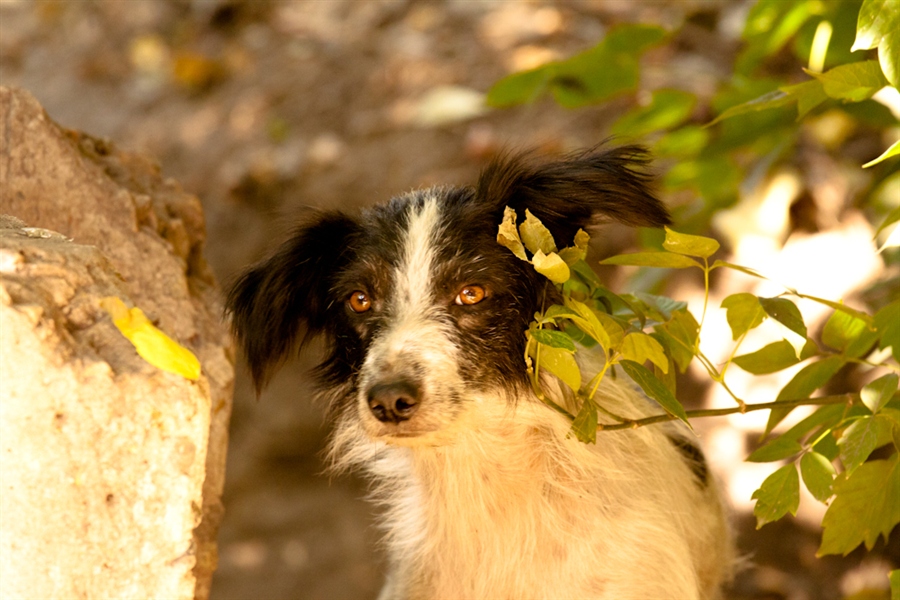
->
[227,146,734,599]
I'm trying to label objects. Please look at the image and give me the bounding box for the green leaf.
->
[758,297,807,339]
[631,292,687,322]
[594,311,626,350]
[890,570,899,600]
[721,293,767,341]
[875,300,900,362]
[530,328,576,352]
[839,415,894,473]
[814,430,841,462]
[738,0,818,74]
[707,89,794,126]
[551,25,667,108]
[560,320,597,348]
[863,139,900,168]
[875,205,900,239]
[654,309,701,373]
[619,360,690,427]
[706,77,830,125]
[879,29,899,87]
[600,252,702,269]
[710,260,766,279]
[563,297,612,350]
[747,436,803,463]
[654,354,677,399]
[533,250,571,284]
[520,209,557,255]
[779,79,828,119]
[794,293,873,324]
[662,227,720,259]
[604,23,669,54]
[486,68,551,108]
[800,338,820,360]
[663,156,742,206]
[766,356,846,434]
[497,206,528,261]
[854,0,898,50]
[541,305,580,324]
[853,0,900,85]
[800,451,836,503]
[752,464,800,528]
[653,125,710,158]
[877,408,900,451]
[610,89,696,137]
[862,373,900,414]
[534,344,582,393]
[620,332,668,373]
[562,277,590,301]
[733,339,800,375]
[807,60,889,102]
[570,259,603,289]
[752,404,845,460]
[489,24,668,109]
[558,231,589,265]
[571,399,598,444]
[818,456,900,556]
[822,308,878,357]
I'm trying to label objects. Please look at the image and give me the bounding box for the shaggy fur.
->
[227,146,734,599]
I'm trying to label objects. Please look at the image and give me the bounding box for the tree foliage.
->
[489,0,899,592]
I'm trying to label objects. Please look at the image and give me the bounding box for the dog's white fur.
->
[324,197,734,599]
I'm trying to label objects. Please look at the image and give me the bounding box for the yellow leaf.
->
[533,250,570,284]
[557,228,591,265]
[100,297,201,381]
[520,209,558,255]
[497,206,528,261]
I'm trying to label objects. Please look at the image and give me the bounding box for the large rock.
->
[0,86,233,599]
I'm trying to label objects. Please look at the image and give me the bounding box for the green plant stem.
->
[721,330,749,380]
[806,426,836,450]
[596,393,854,431]
[846,356,900,373]
[699,260,711,329]
[588,357,612,400]
[717,378,747,410]
[595,400,628,423]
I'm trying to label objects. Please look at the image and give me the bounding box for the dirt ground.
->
[2,1,896,599]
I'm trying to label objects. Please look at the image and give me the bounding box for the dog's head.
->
[227,146,669,443]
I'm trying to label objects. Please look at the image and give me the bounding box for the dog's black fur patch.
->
[668,435,710,487]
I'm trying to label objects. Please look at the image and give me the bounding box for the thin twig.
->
[595,393,855,432]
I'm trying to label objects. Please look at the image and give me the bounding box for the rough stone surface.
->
[0,86,233,600]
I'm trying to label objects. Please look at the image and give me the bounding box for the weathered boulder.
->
[0,86,233,599]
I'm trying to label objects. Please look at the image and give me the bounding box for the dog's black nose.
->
[367,380,420,423]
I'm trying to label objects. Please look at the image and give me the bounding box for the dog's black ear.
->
[476,145,670,245]
[226,212,361,394]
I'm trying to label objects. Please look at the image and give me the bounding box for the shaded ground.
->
[2,2,896,599]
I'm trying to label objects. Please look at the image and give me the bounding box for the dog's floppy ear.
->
[476,145,670,245]
[226,212,361,394]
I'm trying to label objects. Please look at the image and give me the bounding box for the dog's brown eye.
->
[455,285,485,306]
[348,290,371,313]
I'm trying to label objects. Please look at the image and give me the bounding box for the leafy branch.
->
[499,206,900,571]
[487,0,900,587]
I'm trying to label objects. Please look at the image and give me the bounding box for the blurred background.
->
[2,1,897,599]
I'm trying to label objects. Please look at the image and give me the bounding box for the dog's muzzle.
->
[366,379,421,424]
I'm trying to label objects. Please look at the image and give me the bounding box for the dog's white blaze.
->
[395,196,441,320]
[360,195,450,381]
[374,195,448,361]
